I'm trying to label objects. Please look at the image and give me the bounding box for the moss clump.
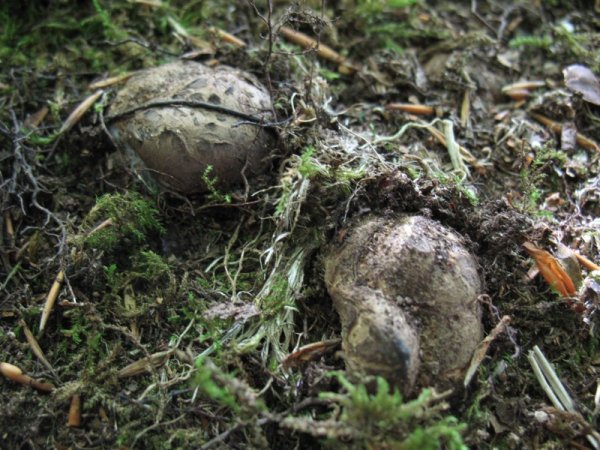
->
[320,372,467,449]
[82,191,164,252]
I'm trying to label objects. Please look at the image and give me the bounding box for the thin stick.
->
[39,270,65,333]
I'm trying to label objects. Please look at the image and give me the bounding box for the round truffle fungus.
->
[108,61,275,194]
[324,215,483,395]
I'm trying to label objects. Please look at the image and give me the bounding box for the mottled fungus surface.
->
[108,61,275,194]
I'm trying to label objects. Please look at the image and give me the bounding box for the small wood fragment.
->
[59,90,104,134]
[529,112,600,153]
[68,394,82,427]
[523,242,576,297]
[39,270,65,333]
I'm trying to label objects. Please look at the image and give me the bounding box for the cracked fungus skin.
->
[324,215,483,396]
[109,61,275,194]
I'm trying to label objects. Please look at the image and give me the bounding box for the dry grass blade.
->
[523,242,576,297]
[89,73,134,90]
[86,218,113,238]
[503,80,546,91]
[4,211,14,246]
[461,90,470,127]
[133,0,162,6]
[464,315,511,387]
[117,350,171,378]
[39,270,65,333]
[19,319,54,373]
[528,346,600,449]
[529,112,600,153]
[502,81,545,100]
[24,106,49,129]
[281,339,340,369]
[59,90,103,134]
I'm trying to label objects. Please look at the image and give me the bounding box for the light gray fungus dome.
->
[108,61,275,194]
[324,215,483,396]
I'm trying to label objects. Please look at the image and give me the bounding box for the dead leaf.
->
[523,242,576,297]
[464,315,511,387]
[564,64,600,106]
[281,339,341,369]
[203,300,259,322]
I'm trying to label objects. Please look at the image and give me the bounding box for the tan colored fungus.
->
[324,215,483,395]
[108,61,275,194]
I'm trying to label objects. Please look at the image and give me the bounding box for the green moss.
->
[509,35,553,50]
[83,191,164,252]
[259,274,293,316]
[194,356,240,413]
[319,372,467,449]
[202,165,232,203]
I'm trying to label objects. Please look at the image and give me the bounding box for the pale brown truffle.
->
[324,215,483,395]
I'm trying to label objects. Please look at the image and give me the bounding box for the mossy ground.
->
[1,1,600,449]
